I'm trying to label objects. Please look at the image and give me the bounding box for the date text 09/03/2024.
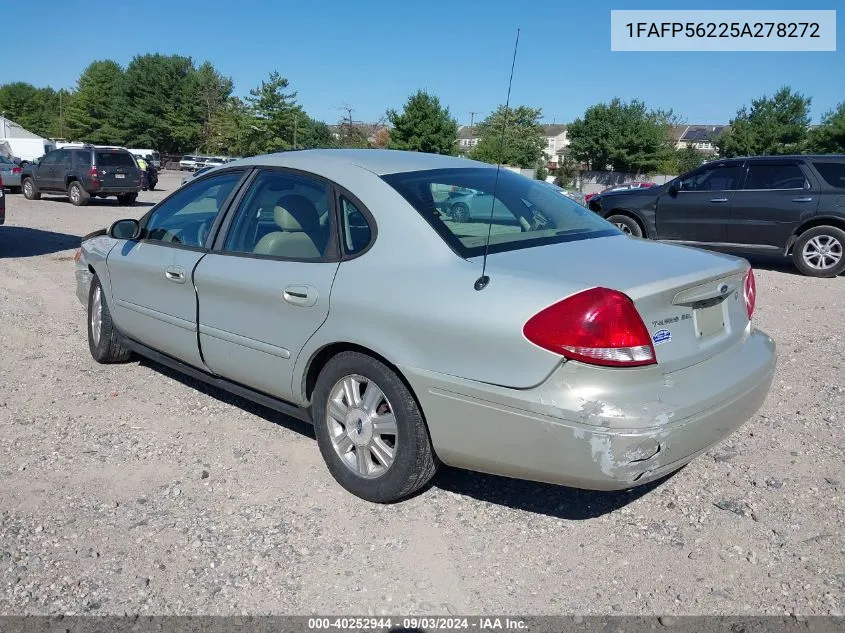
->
[307,617,528,630]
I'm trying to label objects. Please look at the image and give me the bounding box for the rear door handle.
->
[792,196,813,203]
[709,198,729,203]
[164,266,186,283]
[283,285,318,307]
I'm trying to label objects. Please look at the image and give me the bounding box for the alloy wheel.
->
[802,234,843,271]
[90,284,103,347]
[326,374,398,479]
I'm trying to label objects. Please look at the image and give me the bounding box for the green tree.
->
[535,163,548,181]
[673,144,706,174]
[717,87,811,157]
[554,154,580,188]
[246,71,304,153]
[387,90,457,155]
[0,82,63,138]
[190,62,234,153]
[122,54,203,152]
[808,102,845,153]
[567,98,675,173]
[65,60,126,144]
[297,118,336,149]
[471,105,545,168]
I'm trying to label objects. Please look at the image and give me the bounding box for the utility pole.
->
[59,91,64,138]
[469,111,478,150]
[293,116,298,149]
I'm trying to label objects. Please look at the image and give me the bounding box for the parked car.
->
[0,155,22,192]
[537,180,587,206]
[199,157,226,169]
[587,155,845,277]
[21,145,142,206]
[74,149,775,503]
[179,155,200,171]
[585,181,657,204]
[180,165,215,186]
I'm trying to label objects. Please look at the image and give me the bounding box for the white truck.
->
[0,137,57,166]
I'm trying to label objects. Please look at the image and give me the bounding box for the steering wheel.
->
[529,210,550,231]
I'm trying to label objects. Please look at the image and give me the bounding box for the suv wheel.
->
[22,178,40,200]
[792,225,845,277]
[607,214,643,237]
[68,181,90,206]
[312,352,438,503]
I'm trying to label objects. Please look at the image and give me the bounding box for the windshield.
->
[382,167,619,257]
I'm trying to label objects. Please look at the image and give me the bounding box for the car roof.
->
[231,149,491,176]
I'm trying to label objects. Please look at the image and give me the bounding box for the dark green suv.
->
[21,145,142,206]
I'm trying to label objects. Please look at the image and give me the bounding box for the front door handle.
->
[792,196,813,203]
[283,285,318,307]
[164,266,186,283]
[709,198,729,203]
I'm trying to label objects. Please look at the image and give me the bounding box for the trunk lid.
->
[95,150,140,188]
[479,235,751,373]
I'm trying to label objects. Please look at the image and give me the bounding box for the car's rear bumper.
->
[93,186,141,195]
[400,327,776,490]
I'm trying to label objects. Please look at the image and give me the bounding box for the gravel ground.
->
[0,171,843,616]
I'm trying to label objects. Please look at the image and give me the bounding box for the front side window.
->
[144,171,243,248]
[679,164,743,192]
[382,168,618,257]
[222,170,332,259]
[744,164,808,190]
[813,162,845,189]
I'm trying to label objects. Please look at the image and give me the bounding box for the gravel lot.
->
[0,171,843,616]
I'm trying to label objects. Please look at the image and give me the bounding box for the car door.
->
[53,150,72,191]
[106,170,248,368]
[727,160,819,250]
[193,168,341,402]
[35,150,60,191]
[655,161,745,243]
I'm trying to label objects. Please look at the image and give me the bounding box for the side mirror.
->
[108,218,141,240]
[668,183,679,196]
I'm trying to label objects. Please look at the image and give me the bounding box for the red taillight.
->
[744,268,756,320]
[89,166,100,189]
[12,167,21,174]
[523,287,656,368]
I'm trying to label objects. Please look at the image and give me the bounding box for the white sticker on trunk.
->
[652,329,672,345]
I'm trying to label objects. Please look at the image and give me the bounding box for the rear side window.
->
[812,162,845,189]
[382,168,619,257]
[744,164,808,190]
[340,196,372,255]
[96,150,135,168]
[74,151,92,167]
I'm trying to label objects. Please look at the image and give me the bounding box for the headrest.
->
[274,195,320,232]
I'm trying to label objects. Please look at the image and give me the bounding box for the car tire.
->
[451,202,470,223]
[607,214,643,238]
[312,351,438,503]
[792,225,845,278]
[68,181,89,206]
[88,275,132,364]
[22,178,40,200]
[116,193,137,206]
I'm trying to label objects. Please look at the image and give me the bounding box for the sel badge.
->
[652,329,672,345]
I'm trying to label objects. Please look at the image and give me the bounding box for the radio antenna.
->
[475,27,520,292]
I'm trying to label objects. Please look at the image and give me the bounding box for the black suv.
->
[21,145,142,206]
[588,155,845,277]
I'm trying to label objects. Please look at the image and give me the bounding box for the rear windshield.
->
[812,162,845,189]
[0,155,14,165]
[96,150,135,168]
[382,167,619,257]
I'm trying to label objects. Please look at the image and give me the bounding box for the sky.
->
[2,0,843,127]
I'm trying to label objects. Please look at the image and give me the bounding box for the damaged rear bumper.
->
[400,327,776,490]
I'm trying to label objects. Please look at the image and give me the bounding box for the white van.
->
[127,148,161,169]
[0,137,57,166]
